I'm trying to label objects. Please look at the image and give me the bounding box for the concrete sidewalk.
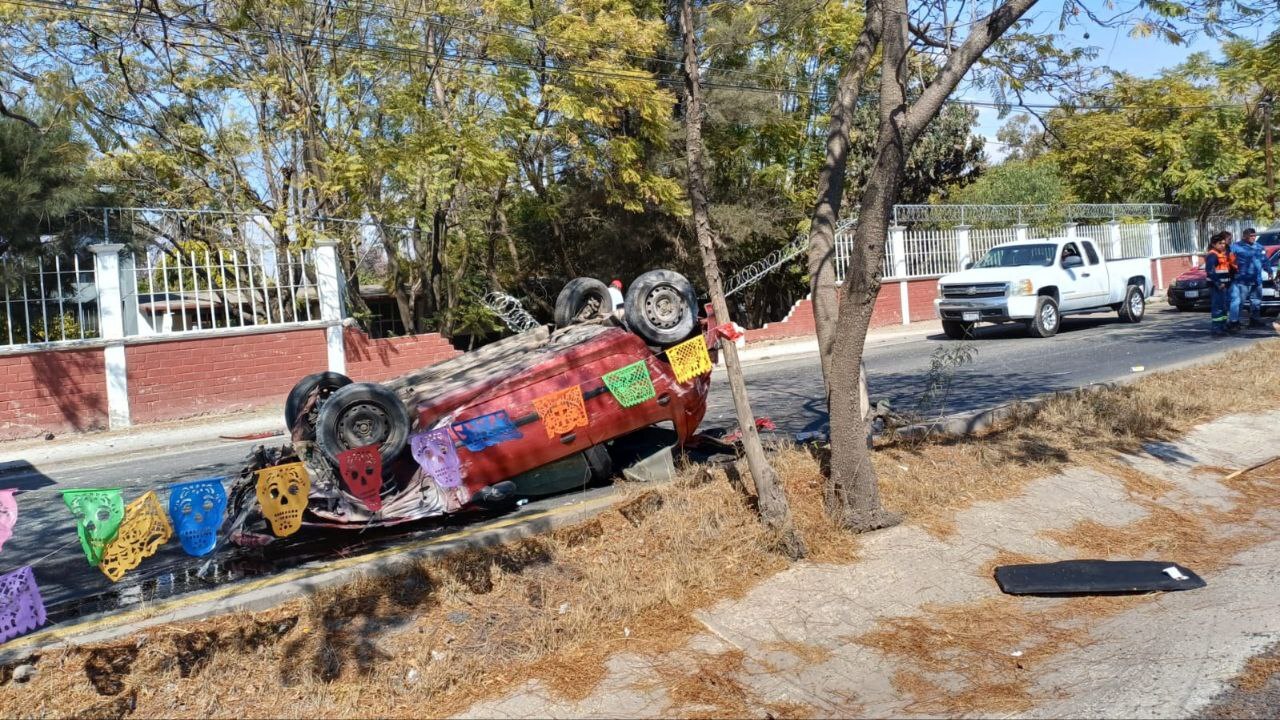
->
[461,409,1280,719]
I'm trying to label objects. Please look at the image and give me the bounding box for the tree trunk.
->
[819,0,1038,531]
[679,0,805,559]
[806,0,883,388]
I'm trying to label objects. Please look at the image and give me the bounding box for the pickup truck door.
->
[1057,241,1108,309]
[1077,241,1110,304]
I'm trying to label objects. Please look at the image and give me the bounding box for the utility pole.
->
[1265,99,1275,219]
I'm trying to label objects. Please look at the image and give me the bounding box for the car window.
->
[1060,242,1082,265]
[1083,241,1100,265]
[1260,231,1280,247]
[973,243,1056,268]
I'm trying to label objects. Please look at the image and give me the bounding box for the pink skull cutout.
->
[337,445,383,511]
[410,428,463,488]
[0,490,16,553]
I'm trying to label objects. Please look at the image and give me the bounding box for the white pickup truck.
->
[934,237,1152,339]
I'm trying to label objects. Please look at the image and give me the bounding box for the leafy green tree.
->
[944,157,1072,207]
[1048,58,1269,228]
[0,115,94,256]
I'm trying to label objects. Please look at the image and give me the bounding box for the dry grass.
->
[0,447,858,719]
[875,340,1280,532]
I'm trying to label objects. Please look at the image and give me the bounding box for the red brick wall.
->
[344,327,461,382]
[0,348,108,440]
[126,327,329,424]
[746,277,942,343]
[1157,255,1197,287]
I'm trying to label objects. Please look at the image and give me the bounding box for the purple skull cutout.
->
[0,566,47,643]
[168,478,228,557]
[0,490,16,553]
[410,428,463,488]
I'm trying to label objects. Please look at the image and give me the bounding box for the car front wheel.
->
[1026,297,1060,338]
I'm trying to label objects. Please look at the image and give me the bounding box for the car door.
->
[1058,241,1104,309]
[1077,241,1110,304]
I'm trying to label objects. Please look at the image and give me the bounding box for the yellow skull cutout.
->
[255,463,311,537]
[99,491,173,583]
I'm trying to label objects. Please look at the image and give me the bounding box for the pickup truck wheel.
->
[554,277,612,328]
[1118,285,1145,323]
[315,382,411,467]
[1027,297,1060,338]
[941,320,975,340]
[285,371,352,437]
[624,269,698,346]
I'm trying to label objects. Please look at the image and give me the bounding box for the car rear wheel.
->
[941,320,975,340]
[285,371,352,436]
[624,269,698,346]
[1026,297,1060,338]
[315,382,411,467]
[1118,285,1145,323]
[554,277,612,328]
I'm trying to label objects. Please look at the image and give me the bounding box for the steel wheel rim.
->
[644,285,685,329]
[336,402,390,450]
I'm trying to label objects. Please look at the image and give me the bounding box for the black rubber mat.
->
[995,560,1206,595]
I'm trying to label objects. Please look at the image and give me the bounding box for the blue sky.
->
[971,19,1268,162]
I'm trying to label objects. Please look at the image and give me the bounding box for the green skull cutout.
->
[63,489,125,566]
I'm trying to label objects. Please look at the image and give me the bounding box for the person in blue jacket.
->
[1205,232,1236,336]
[1229,227,1271,329]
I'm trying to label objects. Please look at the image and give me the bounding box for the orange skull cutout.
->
[255,463,311,537]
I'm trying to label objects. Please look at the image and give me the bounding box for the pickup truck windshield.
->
[974,244,1057,268]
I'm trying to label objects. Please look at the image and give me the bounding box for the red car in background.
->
[228,270,716,542]
[1167,236,1280,312]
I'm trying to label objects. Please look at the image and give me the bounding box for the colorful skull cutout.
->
[98,491,173,583]
[0,490,17,553]
[410,428,462,488]
[0,566,46,643]
[255,463,311,537]
[337,445,383,511]
[62,489,125,566]
[168,479,228,557]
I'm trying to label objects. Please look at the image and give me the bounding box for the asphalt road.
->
[704,304,1276,433]
[0,304,1272,621]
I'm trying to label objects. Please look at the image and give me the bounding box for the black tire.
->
[584,444,613,481]
[315,382,411,467]
[554,277,612,328]
[1118,285,1145,323]
[624,269,698,346]
[941,320,975,340]
[284,371,352,434]
[1027,297,1060,338]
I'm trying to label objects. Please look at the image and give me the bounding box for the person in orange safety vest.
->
[1205,231,1237,336]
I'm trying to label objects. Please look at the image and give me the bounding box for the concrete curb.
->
[0,489,620,662]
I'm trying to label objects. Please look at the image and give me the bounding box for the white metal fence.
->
[830,218,1239,284]
[0,255,99,346]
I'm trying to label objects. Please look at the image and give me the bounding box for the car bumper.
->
[1167,286,1211,307]
[935,295,1038,322]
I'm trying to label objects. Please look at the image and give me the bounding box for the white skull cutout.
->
[255,463,311,537]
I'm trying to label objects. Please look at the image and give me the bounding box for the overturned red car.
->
[228,270,716,542]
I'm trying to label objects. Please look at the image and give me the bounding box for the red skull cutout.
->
[337,445,383,511]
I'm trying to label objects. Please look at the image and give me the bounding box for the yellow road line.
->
[4,493,616,654]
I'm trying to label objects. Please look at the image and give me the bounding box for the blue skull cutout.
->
[168,478,227,557]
